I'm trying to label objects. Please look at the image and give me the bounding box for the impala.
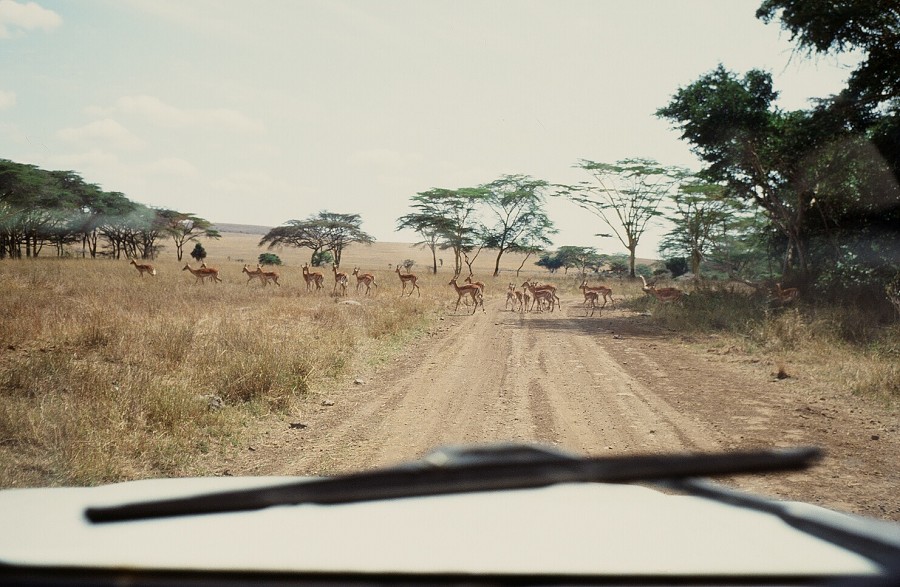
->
[448,276,484,314]
[522,281,557,313]
[395,265,420,297]
[773,283,799,305]
[183,263,222,284]
[301,263,324,292]
[579,280,614,307]
[352,267,378,295]
[332,263,349,296]
[522,280,559,312]
[464,274,485,293]
[505,283,523,311]
[242,264,265,284]
[129,259,157,277]
[257,265,281,287]
[640,275,684,303]
[583,290,602,317]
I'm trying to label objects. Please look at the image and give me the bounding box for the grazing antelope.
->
[129,259,157,277]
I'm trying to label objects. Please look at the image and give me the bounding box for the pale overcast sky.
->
[1,0,859,256]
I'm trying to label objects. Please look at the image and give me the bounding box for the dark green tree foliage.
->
[257,253,281,266]
[191,243,207,263]
[659,180,738,278]
[0,159,169,260]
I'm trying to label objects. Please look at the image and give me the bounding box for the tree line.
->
[0,160,220,261]
[5,2,897,302]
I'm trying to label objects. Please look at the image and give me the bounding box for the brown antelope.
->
[522,280,559,312]
[395,265,420,297]
[242,264,265,284]
[522,281,557,313]
[583,290,602,316]
[773,283,799,305]
[352,267,378,295]
[183,263,222,284]
[448,276,484,314]
[332,263,349,296]
[580,280,614,307]
[129,259,156,277]
[256,264,281,287]
[302,263,324,292]
[640,275,684,303]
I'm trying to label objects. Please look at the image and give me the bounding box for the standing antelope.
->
[332,263,349,296]
[505,283,523,311]
[183,263,222,284]
[583,290,602,317]
[448,276,485,314]
[352,267,378,295]
[580,280,614,308]
[395,265,420,297]
[302,263,324,292]
[522,280,560,312]
[522,281,557,313]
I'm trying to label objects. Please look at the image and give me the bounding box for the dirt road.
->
[226,295,900,521]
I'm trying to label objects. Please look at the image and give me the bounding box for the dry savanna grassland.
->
[1,229,898,513]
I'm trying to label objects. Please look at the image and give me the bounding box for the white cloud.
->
[97,94,264,133]
[0,0,61,38]
[56,118,144,150]
[0,89,15,109]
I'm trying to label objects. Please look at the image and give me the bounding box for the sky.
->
[0,0,860,257]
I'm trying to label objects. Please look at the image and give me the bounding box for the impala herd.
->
[127,258,800,314]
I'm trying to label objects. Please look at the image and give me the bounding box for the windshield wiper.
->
[86,444,821,524]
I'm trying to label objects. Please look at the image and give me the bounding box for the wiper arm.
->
[85,444,821,524]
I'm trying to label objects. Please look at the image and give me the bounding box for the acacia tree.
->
[658,180,738,278]
[565,158,681,278]
[260,210,373,266]
[396,188,486,276]
[160,210,221,261]
[482,175,557,277]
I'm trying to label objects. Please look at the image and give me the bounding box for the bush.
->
[258,253,282,266]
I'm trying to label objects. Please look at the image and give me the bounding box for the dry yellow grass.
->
[3,232,895,487]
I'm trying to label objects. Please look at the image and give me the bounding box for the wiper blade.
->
[85,444,822,524]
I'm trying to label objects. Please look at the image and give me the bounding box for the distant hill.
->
[213,223,272,235]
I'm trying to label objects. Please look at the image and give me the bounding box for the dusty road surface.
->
[225,295,900,521]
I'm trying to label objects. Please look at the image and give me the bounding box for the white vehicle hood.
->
[0,476,894,577]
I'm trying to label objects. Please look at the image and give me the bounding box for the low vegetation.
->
[0,257,444,487]
[2,255,897,488]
